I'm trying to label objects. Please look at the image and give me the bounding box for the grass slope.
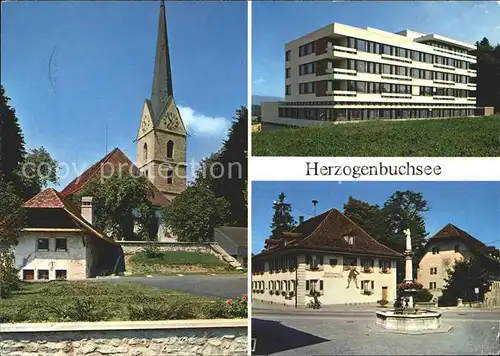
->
[0,281,223,322]
[252,116,500,156]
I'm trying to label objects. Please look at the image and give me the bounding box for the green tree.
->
[441,258,493,306]
[270,192,296,238]
[77,173,156,241]
[0,85,26,194]
[343,197,385,242]
[18,147,60,200]
[472,37,500,113]
[0,176,24,298]
[210,107,247,226]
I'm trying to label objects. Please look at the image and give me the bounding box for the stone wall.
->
[119,241,218,257]
[484,281,500,307]
[0,320,247,356]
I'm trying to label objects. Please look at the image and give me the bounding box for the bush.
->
[128,300,197,321]
[202,294,247,319]
[47,298,109,322]
[0,252,20,299]
[415,288,433,302]
[143,243,163,259]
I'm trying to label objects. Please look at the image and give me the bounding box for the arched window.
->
[143,142,148,161]
[166,140,174,158]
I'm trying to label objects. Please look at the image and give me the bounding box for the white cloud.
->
[178,106,231,138]
[253,77,265,84]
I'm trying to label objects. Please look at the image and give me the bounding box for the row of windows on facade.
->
[142,140,175,161]
[287,60,472,84]
[277,107,475,121]
[22,269,67,280]
[253,279,376,294]
[290,81,473,97]
[253,254,391,273]
[431,245,460,254]
[36,238,67,252]
[289,38,471,69]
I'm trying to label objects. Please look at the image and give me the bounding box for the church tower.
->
[136,0,187,202]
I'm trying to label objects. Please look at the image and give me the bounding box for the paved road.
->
[252,309,500,355]
[91,275,247,299]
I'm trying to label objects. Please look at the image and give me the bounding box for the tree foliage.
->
[472,37,500,113]
[77,173,156,241]
[18,147,60,200]
[440,257,493,306]
[270,192,296,238]
[162,155,231,242]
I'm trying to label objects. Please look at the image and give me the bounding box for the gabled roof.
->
[60,148,169,207]
[23,188,116,245]
[255,208,401,259]
[429,223,492,256]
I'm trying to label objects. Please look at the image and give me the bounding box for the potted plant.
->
[363,290,373,296]
[290,291,295,298]
[269,290,273,295]
[377,299,389,306]
[275,290,280,296]
[281,291,286,297]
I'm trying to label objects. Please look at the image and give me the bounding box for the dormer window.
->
[344,235,355,245]
[432,247,440,254]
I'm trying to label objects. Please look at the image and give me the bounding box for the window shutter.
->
[306,280,310,291]
[306,255,310,264]
[320,280,324,291]
[371,281,374,290]
[319,255,324,265]
[371,259,374,268]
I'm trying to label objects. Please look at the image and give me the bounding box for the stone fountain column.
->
[403,228,414,309]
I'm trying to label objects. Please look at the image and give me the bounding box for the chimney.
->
[81,197,93,224]
[299,216,304,224]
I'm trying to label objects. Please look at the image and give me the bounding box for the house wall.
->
[14,232,88,280]
[252,252,398,306]
[417,239,474,297]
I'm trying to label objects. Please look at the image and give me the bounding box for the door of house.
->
[382,286,388,300]
[23,270,34,280]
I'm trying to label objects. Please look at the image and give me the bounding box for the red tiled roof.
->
[429,223,488,254]
[23,188,115,245]
[60,148,170,207]
[24,188,66,209]
[255,208,401,259]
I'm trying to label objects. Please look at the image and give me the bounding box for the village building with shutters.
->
[251,208,402,307]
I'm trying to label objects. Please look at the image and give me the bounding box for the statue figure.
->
[404,228,411,251]
[346,267,359,289]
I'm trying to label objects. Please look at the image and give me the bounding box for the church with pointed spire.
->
[136,0,187,202]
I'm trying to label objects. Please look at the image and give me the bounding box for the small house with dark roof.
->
[252,208,402,307]
[15,188,122,281]
[417,223,500,298]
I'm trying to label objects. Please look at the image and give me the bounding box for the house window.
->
[55,238,67,252]
[167,140,174,158]
[167,170,173,184]
[306,279,323,294]
[38,270,49,280]
[329,258,338,267]
[432,247,440,254]
[305,254,323,270]
[429,282,437,289]
[37,238,49,251]
[361,280,374,293]
[56,270,67,280]
[285,85,291,96]
[143,142,148,161]
[286,67,291,78]
[361,259,374,273]
[454,245,460,253]
[430,267,438,275]
[343,257,357,271]
[379,259,391,273]
[22,269,34,280]
[285,50,291,61]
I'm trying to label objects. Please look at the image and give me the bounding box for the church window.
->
[167,169,173,184]
[167,140,174,158]
[143,143,148,161]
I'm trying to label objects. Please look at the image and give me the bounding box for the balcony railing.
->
[326,67,357,75]
[433,95,455,100]
[381,73,412,81]
[326,90,357,96]
[381,93,412,98]
[433,79,455,86]
[381,54,412,64]
[467,83,477,88]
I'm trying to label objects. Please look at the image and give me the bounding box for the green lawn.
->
[126,251,237,276]
[252,116,500,156]
[0,281,243,323]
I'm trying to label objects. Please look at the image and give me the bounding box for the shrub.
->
[415,288,433,302]
[128,300,197,321]
[363,290,373,296]
[0,252,20,299]
[47,298,109,322]
[142,243,164,259]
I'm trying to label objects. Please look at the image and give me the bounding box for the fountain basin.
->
[376,310,442,331]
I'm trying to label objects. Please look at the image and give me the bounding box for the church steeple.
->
[150,0,174,120]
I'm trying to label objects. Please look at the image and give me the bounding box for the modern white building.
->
[252,208,401,307]
[261,23,477,127]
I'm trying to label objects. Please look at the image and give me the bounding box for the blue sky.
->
[253,1,500,97]
[2,1,247,187]
[251,181,500,253]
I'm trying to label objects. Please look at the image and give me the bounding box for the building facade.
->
[136,1,187,202]
[262,23,477,127]
[15,189,120,281]
[252,208,401,307]
[417,223,500,298]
